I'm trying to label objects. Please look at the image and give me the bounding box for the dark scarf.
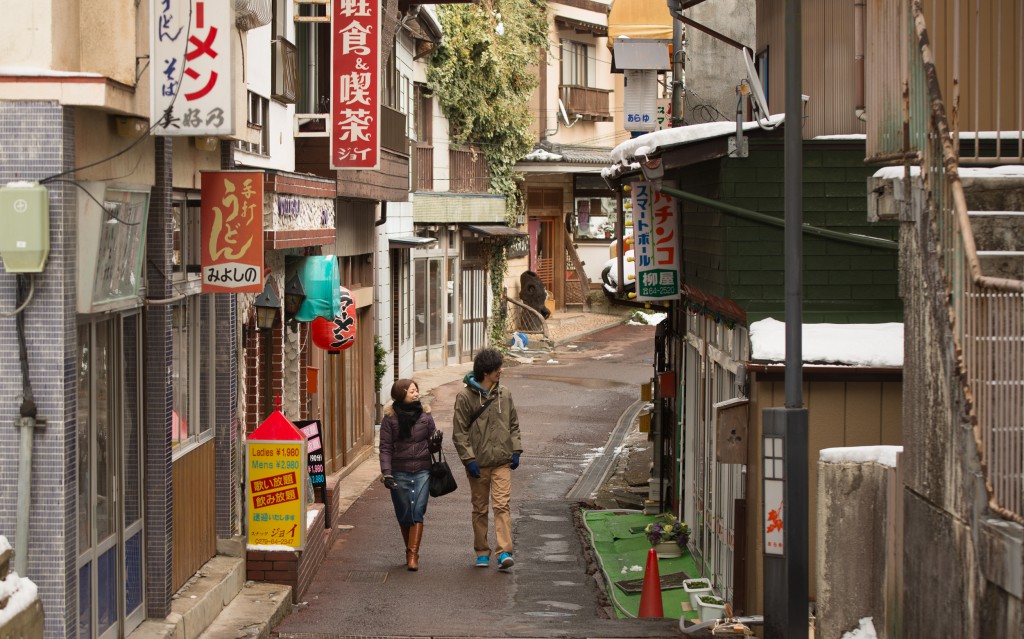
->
[393,400,423,440]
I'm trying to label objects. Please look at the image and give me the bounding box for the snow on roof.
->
[749,317,903,367]
[609,114,786,165]
[873,164,1024,180]
[522,148,564,162]
[0,66,102,78]
[813,134,867,140]
[820,446,902,468]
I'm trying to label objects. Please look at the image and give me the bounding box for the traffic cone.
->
[637,548,664,618]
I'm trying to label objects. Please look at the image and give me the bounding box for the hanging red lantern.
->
[310,287,357,352]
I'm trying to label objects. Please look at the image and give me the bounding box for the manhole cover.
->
[337,571,388,584]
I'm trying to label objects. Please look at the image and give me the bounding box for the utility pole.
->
[762,0,808,636]
[669,0,684,127]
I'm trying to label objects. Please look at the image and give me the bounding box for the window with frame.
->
[235,91,271,156]
[414,83,432,144]
[383,42,402,111]
[295,0,331,121]
[171,296,215,452]
[171,198,201,277]
[573,175,629,241]
[561,40,596,87]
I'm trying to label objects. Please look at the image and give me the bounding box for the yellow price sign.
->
[246,441,306,549]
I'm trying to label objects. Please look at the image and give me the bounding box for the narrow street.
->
[271,324,680,638]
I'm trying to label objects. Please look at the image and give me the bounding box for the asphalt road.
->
[272,323,679,639]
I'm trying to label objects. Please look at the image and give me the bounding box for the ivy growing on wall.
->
[428,0,548,346]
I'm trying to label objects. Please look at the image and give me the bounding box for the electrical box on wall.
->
[0,182,50,273]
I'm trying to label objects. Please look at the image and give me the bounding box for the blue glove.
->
[466,461,481,478]
[510,453,520,470]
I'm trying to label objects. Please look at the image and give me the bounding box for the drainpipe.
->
[14,274,42,578]
[375,200,387,226]
[854,0,867,121]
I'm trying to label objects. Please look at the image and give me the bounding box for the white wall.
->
[375,200,417,404]
[237,21,296,171]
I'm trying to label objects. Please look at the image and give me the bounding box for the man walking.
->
[452,348,522,569]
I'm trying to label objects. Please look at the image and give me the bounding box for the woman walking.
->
[379,379,441,571]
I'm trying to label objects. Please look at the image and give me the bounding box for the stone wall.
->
[816,456,898,639]
[896,178,1023,638]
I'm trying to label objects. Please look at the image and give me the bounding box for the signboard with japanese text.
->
[763,435,785,555]
[655,99,672,130]
[631,182,681,301]
[200,171,264,293]
[295,420,326,489]
[331,0,381,170]
[246,440,307,549]
[152,0,234,135]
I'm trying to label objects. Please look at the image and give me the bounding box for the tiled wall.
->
[0,101,78,639]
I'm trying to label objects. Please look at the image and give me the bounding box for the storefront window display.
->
[573,175,631,242]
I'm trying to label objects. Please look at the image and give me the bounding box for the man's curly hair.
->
[472,348,504,382]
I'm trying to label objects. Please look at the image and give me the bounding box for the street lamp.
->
[284,270,306,332]
[253,279,281,331]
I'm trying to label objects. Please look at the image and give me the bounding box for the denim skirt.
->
[390,470,430,527]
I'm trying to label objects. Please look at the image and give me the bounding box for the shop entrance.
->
[76,315,145,639]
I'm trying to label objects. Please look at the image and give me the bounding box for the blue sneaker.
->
[475,555,489,567]
[498,552,514,569]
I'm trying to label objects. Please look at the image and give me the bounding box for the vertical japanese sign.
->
[763,436,784,555]
[246,440,306,549]
[201,171,264,293]
[631,183,681,301]
[295,420,327,489]
[152,0,234,135]
[331,0,380,170]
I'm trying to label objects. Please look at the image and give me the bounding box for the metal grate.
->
[336,571,388,584]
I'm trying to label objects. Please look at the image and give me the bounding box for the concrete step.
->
[128,555,249,639]
[959,172,1024,212]
[544,313,585,327]
[968,210,1024,252]
[977,250,1024,280]
[197,581,292,639]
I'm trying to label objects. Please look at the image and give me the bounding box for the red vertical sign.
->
[331,0,380,170]
[201,171,265,293]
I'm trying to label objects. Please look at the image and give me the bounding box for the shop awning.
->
[463,224,528,239]
[389,235,438,248]
[607,0,673,49]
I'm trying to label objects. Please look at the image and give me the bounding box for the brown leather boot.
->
[406,523,423,571]
[401,525,410,558]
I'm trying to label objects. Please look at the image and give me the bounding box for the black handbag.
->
[429,449,458,497]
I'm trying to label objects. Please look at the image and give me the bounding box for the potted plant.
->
[683,577,712,610]
[697,593,726,623]
[644,513,691,558]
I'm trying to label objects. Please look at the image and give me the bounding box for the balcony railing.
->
[868,1,1023,164]
[559,85,613,122]
[906,1,1024,522]
[379,105,408,155]
[415,145,433,191]
[448,147,491,193]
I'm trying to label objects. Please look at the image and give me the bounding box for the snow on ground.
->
[0,535,39,626]
[840,617,878,639]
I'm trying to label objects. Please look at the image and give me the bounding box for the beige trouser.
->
[468,464,512,556]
